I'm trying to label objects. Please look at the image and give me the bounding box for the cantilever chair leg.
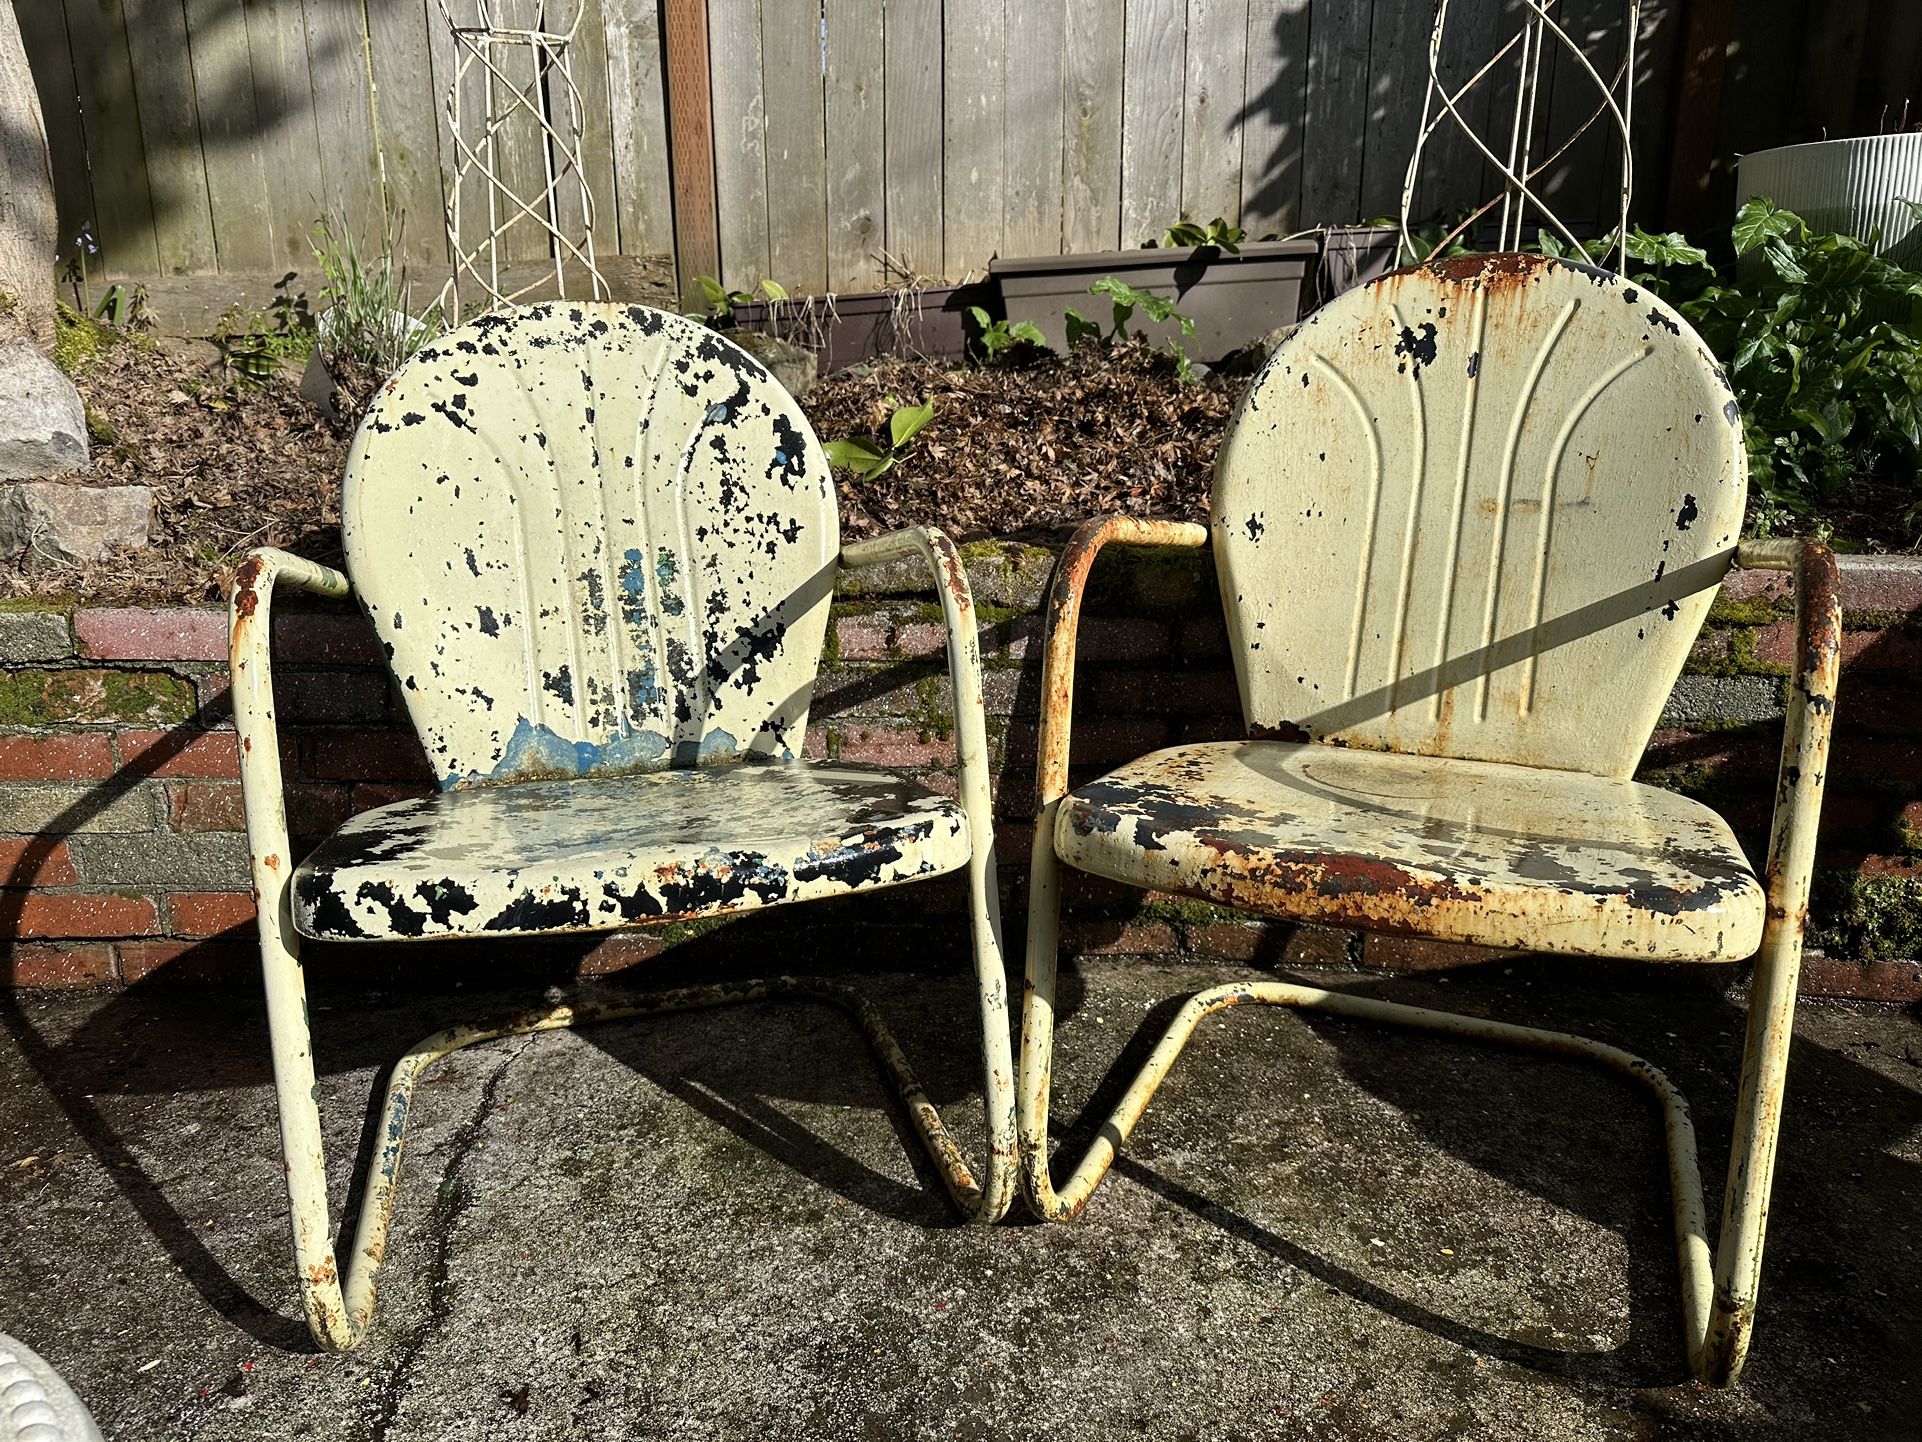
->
[258,904,1013,1352]
[1017,529,1839,1388]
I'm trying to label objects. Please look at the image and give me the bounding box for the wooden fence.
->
[18,0,1922,296]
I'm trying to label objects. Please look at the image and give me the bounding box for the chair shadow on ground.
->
[1039,941,1922,1404]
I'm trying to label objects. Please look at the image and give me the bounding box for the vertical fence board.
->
[1121,0,1186,245]
[944,0,1008,278]
[59,0,160,275]
[1005,0,1066,257]
[243,0,326,269]
[125,0,217,273]
[1300,0,1369,225]
[761,0,828,291]
[710,0,770,289]
[300,0,383,248]
[1538,0,1626,231]
[20,1,101,272]
[1062,0,1124,252]
[561,1,622,263]
[1626,0,1684,225]
[1238,0,1310,235]
[825,0,885,290]
[1181,0,1247,227]
[1359,0,1428,220]
[365,0,447,267]
[180,0,274,273]
[882,0,943,278]
[606,0,675,257]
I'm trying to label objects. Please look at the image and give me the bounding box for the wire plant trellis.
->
[1400,0,1643,275]
[434,0,607,314]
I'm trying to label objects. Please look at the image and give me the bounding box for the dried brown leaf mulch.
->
[809,341,1237,541]
[10,335,1237,607]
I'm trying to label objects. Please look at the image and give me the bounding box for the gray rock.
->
[0,337,88,478]
[0,481,152,563]
[729,330,818,397]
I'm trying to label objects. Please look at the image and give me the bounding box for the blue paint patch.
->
[451,718,745,787]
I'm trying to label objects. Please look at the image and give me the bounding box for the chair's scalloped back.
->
[343,303,837,788]
[1213,253,1746,779]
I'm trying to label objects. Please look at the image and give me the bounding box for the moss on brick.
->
[1728,627,1790,678]
[1809,869,1922,963]
[0,598,74,616]
[0,668,195,726]
[1707,594,1783,626]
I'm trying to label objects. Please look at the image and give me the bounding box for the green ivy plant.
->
[1630,198,1922,526]
[823,400,936,480]
[965,305,1047,364]
[1065,275,1200,379]
[1144,215,1244,252]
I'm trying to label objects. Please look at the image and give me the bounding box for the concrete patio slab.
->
[1,957,1917,1440]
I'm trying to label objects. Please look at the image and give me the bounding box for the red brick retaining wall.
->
[4,544,1921,1000]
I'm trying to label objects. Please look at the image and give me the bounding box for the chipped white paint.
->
[1019,261,1841,1389]
[1055,740,1765,961]
[232,304,1019,1352]
[293,761,971,940]
[344,302,836,788]
[1214,253,1746,778]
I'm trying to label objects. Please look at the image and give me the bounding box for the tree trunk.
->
[0,1,56,352]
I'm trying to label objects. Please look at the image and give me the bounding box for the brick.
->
[1658,674,1782,727]
[835,728,957,768]
[0,838,77,887]
[1835,555,1922,614]
[278,670,394,725]
[577,932,668,975]
[0,608,73,663]
[1077,617,1172,663]
[0,667,195,725]
[117,728,241,778]
[1362,934,1519,972]
[169,891,257,936]
[834,613,894,661]
[1757,622,1922,673]
[1004,718,1171,770]
[1716,567,1792,608]
[271,611,385,666]
[0,733,115,781]
[1175,615,1232,661]
[0,782,159,834]
[1060,919,1178,956]
[0,892,157,939]
[2,942,114,987]
[1085,668,1242,716]
[116,938,257,985]
[66,832,252,888]
[894,620,949,659]
[1685,629,1732,672]
[168,781,351,835]
[1799,953,1922,1004]
[303,730,435,783]
[1188,920,1354,968]
[75,606,226,660]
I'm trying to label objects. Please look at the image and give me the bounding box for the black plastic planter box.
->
[990,227,1400,365]
[730,283,983,373]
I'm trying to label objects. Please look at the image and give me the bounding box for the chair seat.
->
[293,760,972,941]
[1055,741,1765,962]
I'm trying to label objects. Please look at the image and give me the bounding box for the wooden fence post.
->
[664,0,719,297]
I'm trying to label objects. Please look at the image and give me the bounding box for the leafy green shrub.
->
[823,400,936,480]
[1066,276,1199,379]
[1630,199,1922,527]
[965,305,1047,364]
[688,274,788,323]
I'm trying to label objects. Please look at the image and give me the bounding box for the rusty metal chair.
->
[232,303,1015,1351]
[1019,252,1839,1387]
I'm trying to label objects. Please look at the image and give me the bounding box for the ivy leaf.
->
[1732,197,1804,257]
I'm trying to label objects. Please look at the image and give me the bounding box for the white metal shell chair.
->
[231,303,1016,1351]
[1020,253,1840,1387]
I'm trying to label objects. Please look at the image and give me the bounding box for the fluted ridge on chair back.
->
[1213,253,1746,779]
[343,303,838,788]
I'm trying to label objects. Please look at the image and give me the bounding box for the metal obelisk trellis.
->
[1401,0,1643,273]
[434,0,606,316]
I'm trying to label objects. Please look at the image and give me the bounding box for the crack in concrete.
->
[365,1038,529,1442]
